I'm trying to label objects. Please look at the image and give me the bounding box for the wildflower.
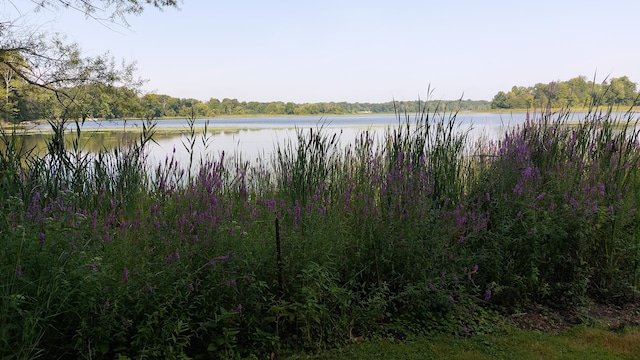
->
[513,183,523,195]
[609,205,614,216]
[123,267,129,283]
[39,232,45,247]
[236,304,243,312]
[462,326,471,333]
[569,197,579,210]
[230,279,237,286]
[146,286,153,293]
[484,289,492,303]
[448,296,454,303]
[15,265,22,277]
[188,283,195,292]
[104,301,110,309]
[473,264,479,273]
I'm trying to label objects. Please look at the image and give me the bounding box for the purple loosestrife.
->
[484,289,492,303]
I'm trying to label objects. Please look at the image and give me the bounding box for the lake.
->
[16,110,632,168]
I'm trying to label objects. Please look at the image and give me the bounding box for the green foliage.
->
[490,75,639,109]
[2,102,640,358]
[4,85,491,122]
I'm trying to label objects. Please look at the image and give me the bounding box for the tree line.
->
[1,72,490,122]
[490,75,639,109]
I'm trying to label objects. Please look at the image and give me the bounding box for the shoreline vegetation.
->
[2,104,640,358]
[3,105,637,137]
[3,74,638,126]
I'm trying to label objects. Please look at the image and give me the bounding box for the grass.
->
[2,102,640,359]
[288,326,640,359]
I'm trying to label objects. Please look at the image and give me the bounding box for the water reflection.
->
[4,112,550,169]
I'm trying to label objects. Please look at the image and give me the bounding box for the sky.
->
[4,0,640,103]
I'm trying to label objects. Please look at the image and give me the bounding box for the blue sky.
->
[5,0,640,103]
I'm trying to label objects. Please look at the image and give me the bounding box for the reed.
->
[1,101,639,358]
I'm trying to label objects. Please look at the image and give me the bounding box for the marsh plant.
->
[1,102,639,359]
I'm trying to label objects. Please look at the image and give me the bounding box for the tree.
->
[606,76,637,106]
[491,91,509,109]
[1,0,180,121]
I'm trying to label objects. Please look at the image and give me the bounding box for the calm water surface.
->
[23,111,626,168]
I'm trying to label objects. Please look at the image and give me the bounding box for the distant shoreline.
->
[2,106,637,134]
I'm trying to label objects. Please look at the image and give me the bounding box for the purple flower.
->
[473,264,479,273]
[15,265,22,277]
[230,279,237,286]
[462,326,471,333]
[236,304,243,312]
[484,289,492,303]
[39,232,45,247]
[123,267,129,283]
[569,197,579,210]
[188,283,195,292]
[448,296,454,303]
[104,301,110,309]
[513,182,523,195]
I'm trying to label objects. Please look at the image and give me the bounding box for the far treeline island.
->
[2,74,639,123]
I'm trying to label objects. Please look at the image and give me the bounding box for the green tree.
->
[1,0,179,121]
[491,91,509,109]
[606,76,637,106]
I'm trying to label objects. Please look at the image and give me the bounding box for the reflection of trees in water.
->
[2,128,247,157]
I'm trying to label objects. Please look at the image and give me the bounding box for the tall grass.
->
[1,103,639,358]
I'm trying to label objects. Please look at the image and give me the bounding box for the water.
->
[21,111,628,168]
